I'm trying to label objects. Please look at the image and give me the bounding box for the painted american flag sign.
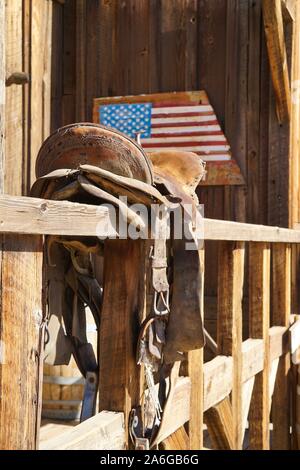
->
[94,91,244,186]
[99,102,230,162]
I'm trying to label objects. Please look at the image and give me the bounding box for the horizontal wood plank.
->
[290,318,300,353]
[203,356,233,411]
[1,196,300,243]
[0,195,112,237]
[204,218,300,243]
[269,325,289,361]
[39,411,125,450]
[242,339,265,383]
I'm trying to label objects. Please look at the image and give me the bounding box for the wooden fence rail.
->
[0,195,299,450]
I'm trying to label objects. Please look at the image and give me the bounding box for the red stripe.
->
[151,120,219,129]
[142,141,229,148]
[152,111,215,118]
[150,131,224,138]
[152,101,205,108]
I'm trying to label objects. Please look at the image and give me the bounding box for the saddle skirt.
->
[31,123,206,375]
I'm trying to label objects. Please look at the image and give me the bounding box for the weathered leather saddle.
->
[31,123,206,446]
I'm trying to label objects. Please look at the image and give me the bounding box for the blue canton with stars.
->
[99,103,152,139]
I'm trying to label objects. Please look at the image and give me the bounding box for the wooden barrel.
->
[42,362,84,421]
[42,310,97,421]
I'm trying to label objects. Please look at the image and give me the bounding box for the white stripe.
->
[143,145,230,153]
[152,115,217,124]
[151,105,213,115]
[151,125,221,134]
[201,155,231,161]
[141,135,227,144]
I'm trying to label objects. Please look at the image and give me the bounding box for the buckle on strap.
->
[129,408,150,450]
[135,438,150,450]
[153,290,169,316]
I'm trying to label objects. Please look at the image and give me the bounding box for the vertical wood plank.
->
[5,0,24,196]
[0,0,4,193]
[50,0,63,132]
[187,247,204,450]
[86,0,107,120]
[0,234,43,449]
[129,0,151,95]
[225,0,248,177]
[290,2,300,228]
[62,0,76,125]
[290,311,300,450]
[259,13,270,226]
[160,0,187,92]
[42,0,52,145]
[248,242,270,450]
[272,243,291,449]
[268,89,290,228]
[267,5,292,228]
[22,0,31,195]
[247,1,262,224]
[112,0,130,97]
[183,0,198,91]
[199,0,226,123]
[241,376,255,442]
[225,0,249,223]
[296,364,300,449]
[148,0,160,93]
[217,241,245,449]
[262,0,291,123]
[99,239,144,448]
[75,0,86,121]
[30,0,52,189]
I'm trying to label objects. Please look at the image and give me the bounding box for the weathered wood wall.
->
[5,0,53,196]
[49,0,291,232]
[3,0,296,302]
[3,0,294,229]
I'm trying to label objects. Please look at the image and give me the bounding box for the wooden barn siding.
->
[3,1,293,299]
[3,0,290,229]
[2,0,292,227]
[50,0,290,231]
[5,0,53,196]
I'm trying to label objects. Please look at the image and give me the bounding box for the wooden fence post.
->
[217,241,245,449]
[272,243,291,449]
[0,234,43,449]
[187,247,204,450]
[248,242,270,450]
[98,239,144,448]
